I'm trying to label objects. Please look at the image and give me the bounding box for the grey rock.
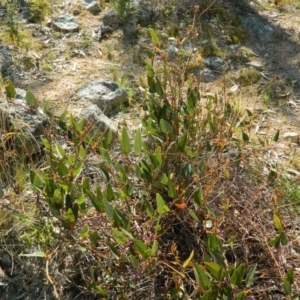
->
[82,0,101,14]
[136,3,152,27]
[81,104,118,139]
[204,57,227,72]
[165,39,193,62]
[199,68,216,83]
[102,10,122,27]
[283,132,298,143]
[0,89,48,154]
[52,14,79,32]
[182,39,193,52]
[123,14,137,38]
[166,42,178,61]
[76,79,128,113]
[239,14,273,43]
[246,61,263,70]
[0,48,13,79]
[98,25,113,41]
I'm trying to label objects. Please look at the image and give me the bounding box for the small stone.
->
[102,10,122,27]
[204,56,227,72]
[199,68,215,83]
[123,15,137,38]
[246,61,263,70]
[52,14,79,32]
[98,25,113,41]
[283,132,298,143]
[82,0,101,14]
[76,78,128,114]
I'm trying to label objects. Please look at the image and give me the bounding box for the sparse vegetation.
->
[1,0,300,299]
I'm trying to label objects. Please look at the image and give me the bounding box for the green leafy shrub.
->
[110,0,135,20]
[28,0,50,23]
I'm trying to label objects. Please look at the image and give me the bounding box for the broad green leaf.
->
[155,78,164,96]
[188,209,200,222]
[43,100,52,117]
[52,189,64,210]
[126,183,134,196]
[193,188,202,206]
[167,177,176,198]
[20,251,46,258]
[145,49,155,59]
[25,90,38,109]
[132,239,149,260]
[120,228,134,239]
[106,241,120,259]
[130,255,139,269]
[204,262,224,280]
[207,234,223,253]
[224,169,230,180]
[185,146,198,158]
[230,263,245,286]
[79,224,89,239]
[149,149,161,168]
[41,136,50,149]
[72,161,83,177]
[193,263,211,288]
[286,268,294,284]
[106,183,115,201]
[183,250,194,269]
[79,145,86,159]
[5,79,16,98]
[114,209,130,230]
[209,251,226,267]
[273,130,280,142]
[99,166,110,182]
[160,173,168,185]
[100,149,112,165]
[145,62,155,77]
[112,228,127,244]
[160,119,173,134]
[151,240,158,256]
[134,128,142,154]
[120,127,131,154]
[85,190,103,212]
[96,286,107,296]
[103,198,114,220]
[83,177,90,191]
[104,129,113,148]
[30,170,44,188]
[149,27,160,44]
[90,231,99,246]
[178,133,187,152]
[154,146,162,166]
[144,199,154,217]
[67,154,75,166]
[280,231,288,246]
[245,263,257,287]
[273,214,283,231]
[65,194,73,212]
[283,279,291,295]
[55,144,65,159]
[156,193,170,215]
[234,292,245,300]
[270,234,281,248]
[77,117,85,131]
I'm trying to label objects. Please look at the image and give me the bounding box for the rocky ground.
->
[1,0,300,299]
